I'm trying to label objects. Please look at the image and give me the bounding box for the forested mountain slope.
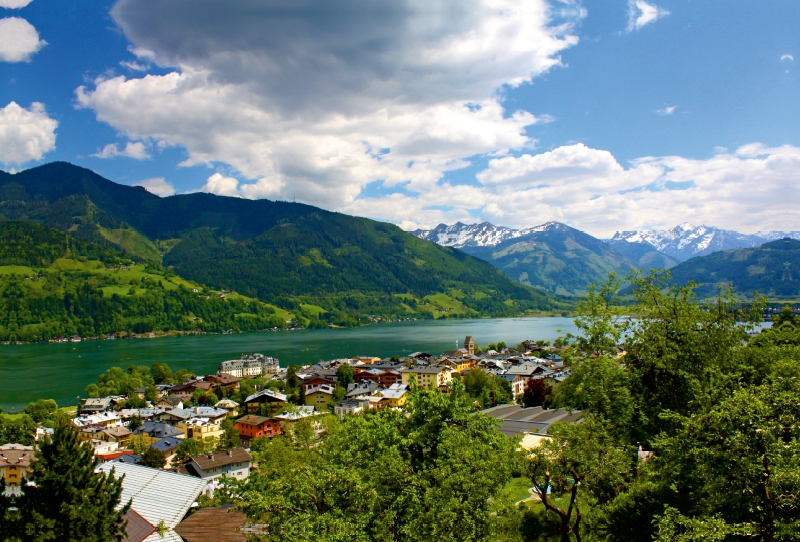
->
[0,163,562,324]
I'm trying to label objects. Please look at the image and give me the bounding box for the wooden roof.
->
[174,506,247,542]
[189,447,252,471]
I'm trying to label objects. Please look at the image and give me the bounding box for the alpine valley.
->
[413,221,800,296]
[0,163,566,342]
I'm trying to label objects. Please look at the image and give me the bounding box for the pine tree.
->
[16,417,130,541]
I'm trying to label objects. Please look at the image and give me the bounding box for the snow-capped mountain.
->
[411,221,564,248]
[611,223,800,262]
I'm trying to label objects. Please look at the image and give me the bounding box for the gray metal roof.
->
[97,462,207,530]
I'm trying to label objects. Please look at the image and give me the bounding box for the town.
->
[0,336,581,541]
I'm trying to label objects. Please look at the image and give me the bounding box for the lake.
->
[0,316,577,411]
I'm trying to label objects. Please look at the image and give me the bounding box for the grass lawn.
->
[300,303,327,317]
[424,293,462,309]
[0,265,36,275]
[502,477,535,503]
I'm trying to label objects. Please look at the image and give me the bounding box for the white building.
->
[217,353,280,378]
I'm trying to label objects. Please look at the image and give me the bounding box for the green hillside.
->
[461,223,636,296]
[669,238,800,299]
[0,221,294,342]
[0,163,564,328]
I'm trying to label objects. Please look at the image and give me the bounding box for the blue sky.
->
[1,0,798,236]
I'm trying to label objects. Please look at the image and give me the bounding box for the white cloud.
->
[92,141,151,160]
[627,0,669,32]
[0,17,45,62]
[0,101,57,165]
[0,0,33,8]
[656,105,677,115]
[781,54,794,62]
[135,177,175,197]
[341,143,800,238]
[200,173,241,198]
[119,60,148,71]
[76,0,582,208]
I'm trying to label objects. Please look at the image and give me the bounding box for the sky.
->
[0,0,798,237]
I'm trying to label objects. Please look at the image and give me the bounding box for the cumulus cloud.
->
[77,0,582,208]
[627,0,669,32]
[92,141,150,160]
[781,54,794,62]
[0,101,57,165]
[0,17,45,62]
[342,143,800,237]
[135,177,175,197]
[201,173,241,198]
[656,105,677,115]
[0,0,34,8]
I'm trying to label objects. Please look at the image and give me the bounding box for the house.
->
[214,399,240,413]
[203,373,242,392]
[301,375,336,393]
[189,407,228,423]
[169,381,213,402]
[134,421,184,443]
[0,444,34,489]
[217,354,280,378]
[158,408,196,425]
[91,439,120,457]
[334,400,363,419]
[149,437,183,469]
[81,397,112,414]
[185,448,252,493]
[497,373,526,399]
[350,356,381,365]
[100,426,132,445]
[177,418,226,442]
[97,462,208,542]
[345,381,381,399]
[72,411,122,430]
[505,362,548,379]
[442,357,478,372]
[157,396,183,410]
[354,368,402,387]
[305,384,335,410]
[235,415,282,446]
[174,505,249,542]
[243,389,288,414]
[401,366,453,387]
[378,383,409,408]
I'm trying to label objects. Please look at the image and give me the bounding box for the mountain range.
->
[412,221,800,296]
[0,163,562,331]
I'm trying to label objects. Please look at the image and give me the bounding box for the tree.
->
[140,447,167,469]
[12,417,130,541]
[172,438,202,465]
[23,399,58,424]
[128,433,149,455]
[0,415,36,445]
[520,378,551,408]
[524,418,631,542]
[335,364,355,388]
[239,383,519,541]
[127,414,143,432]
[220,418,240,449]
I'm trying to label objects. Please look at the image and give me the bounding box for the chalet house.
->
[156,396,184,410]
[215,399,240,413]
[354,368,402,387]
[235,415,282,446]
[186,448,252,492]
[158,408,196,424]
[243,389,288,414]
[401,366,454,387]
[204,373,243,393]
[505,362,548,379]
[80,397,112,414]
[378,383,409,408]
[189,407,228,423]
[345,381,381,399]
[177,418,226,442]
[334,400,363,419]
[170,381,213,402]
[0,444,33,489]
[99,426,132,445]
[442,357,478,372]
[305,384,335,410]
[302,376,336,393]
[133,421,184,443]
